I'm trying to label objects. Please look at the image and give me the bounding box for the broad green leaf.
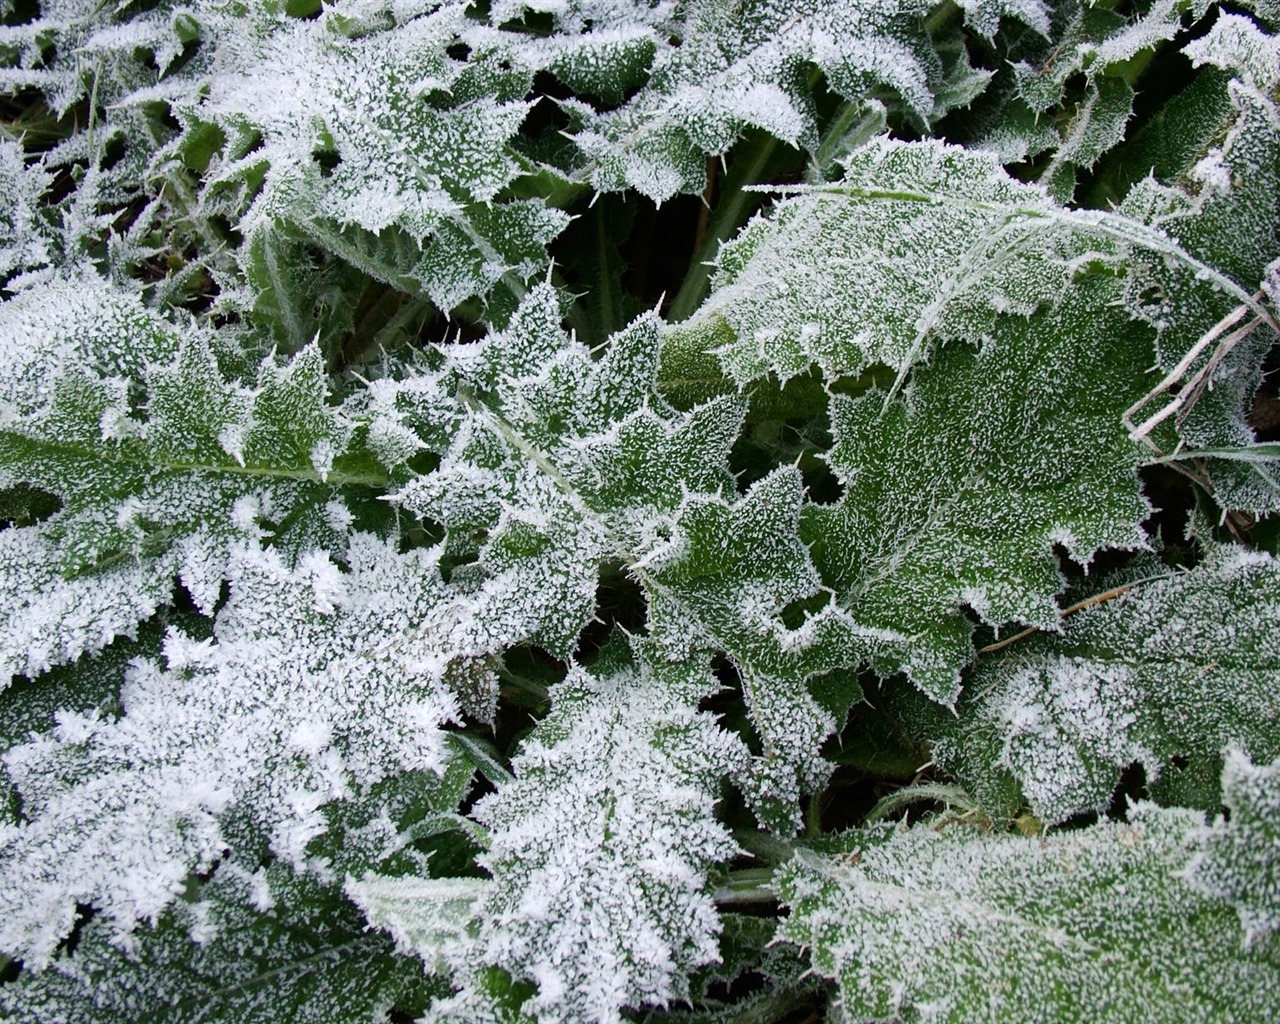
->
[1188,750,1280,946]
[806,274,1155,701]
[777,807,1280,1024]
[906,546,1280,823]
[0,864,439,1023]
[666,136,1263,393]
[670,138,1072,385]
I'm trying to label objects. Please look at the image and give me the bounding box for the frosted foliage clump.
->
[417,649,748,1024]
[0,534,462,967]
[778,808,1280,1024]
[198,5,516,228]
[0,271,398,606]
[550,0,1047,201]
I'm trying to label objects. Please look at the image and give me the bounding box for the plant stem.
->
[668,132,780,324]
[712,866,777,906]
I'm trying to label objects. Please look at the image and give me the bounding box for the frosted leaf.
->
[647,467,901,830]
[0,0,186,116]
[408,642,748,1024]
[1184,11,1280,91]
[667,138,1145,386]
[1116,34,1280,513]
[954,0,1049,39]
[806,274,1156,702]
[0,863,437,1023]
[916,546,1280,823]
[161,1,567,316]
[673,131,1266,395]
[347,875,489,974]
[979,0,1198,193]
[391,284,746,675]
[0,525,174,684]
[1188,750,1280,945]
[0,273,398,596]
[0,138,51,282]
[0,534,463,966]
[778,807,1280,1023]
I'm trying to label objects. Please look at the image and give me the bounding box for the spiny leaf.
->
[1188,750,1280,947]
[363,639,748,1024]
[806,273,1155,701]
[537,0,1045,202]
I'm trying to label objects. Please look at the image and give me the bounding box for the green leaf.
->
[346,874,490,975]
[1188,750,1280,946]
[0,535,465,966]
[667,138,1135,388]
[913,546,1280,822]
[647,466,895,830]
[806,273,1155,701]
[0,274,398,611]
[0,865,439,1023]
[390,283,746,693]
[0,525,175,683]
[777,807,1280,1024]
[542,0,1044,202]
[369,639,748,1024]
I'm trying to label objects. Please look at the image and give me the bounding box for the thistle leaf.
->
[412,641,748,1024]
[806,274,1156,701]
[1188,750,1280,946]
[0,864,439,1024]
